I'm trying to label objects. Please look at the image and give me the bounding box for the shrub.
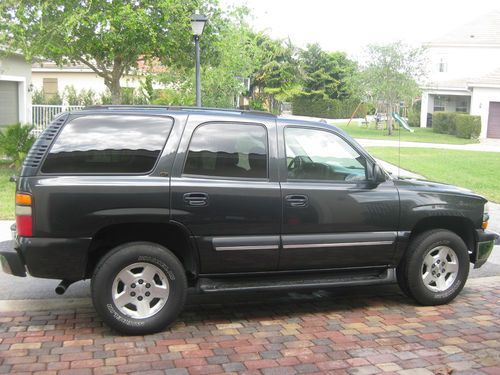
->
[433,112,458,134]
[0,124,36,168]
[407,100,421,127]
[408,110,419,127]
[63,85,97,106]
[455,114,481,139]
[291,96,367,119]
[433,112,481,139]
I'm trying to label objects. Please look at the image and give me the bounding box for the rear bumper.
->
[0,240,27,277]
[0,236,91,280]
[474,229,498,269]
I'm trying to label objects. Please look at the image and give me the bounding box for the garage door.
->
[0,81,19,126]
[487,102,500,139]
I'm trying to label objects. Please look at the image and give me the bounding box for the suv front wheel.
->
[91,242,187,335]
[397,229,470,305]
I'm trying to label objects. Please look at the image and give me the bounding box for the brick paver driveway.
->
[0,278,499,375]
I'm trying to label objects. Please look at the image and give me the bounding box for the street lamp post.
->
[191,13,207,107]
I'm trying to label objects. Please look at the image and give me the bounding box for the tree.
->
[200,7,257,107]
[153,6,257,108]
[0,0,220,104]
[299,43,358,100]
[250,33,300,113]
[360,42,426,135]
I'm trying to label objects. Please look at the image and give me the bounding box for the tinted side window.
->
[285,127,367,181]
[183,123,268,179]
[42,115,172,174]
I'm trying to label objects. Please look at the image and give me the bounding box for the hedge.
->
[455,114,481,139]
[433,112,481,139]
[433,112,457,134]
[291,96,368,119]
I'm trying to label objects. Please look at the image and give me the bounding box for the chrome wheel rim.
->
[421,246,459,292]
[112,262,170,319]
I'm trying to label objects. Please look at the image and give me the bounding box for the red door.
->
[487,102,500,139]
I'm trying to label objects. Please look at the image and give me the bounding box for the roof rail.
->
[82,105,276,117]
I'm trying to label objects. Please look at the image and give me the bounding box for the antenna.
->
[398,110,401,179]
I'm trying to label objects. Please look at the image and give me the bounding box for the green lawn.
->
[0,163,15,219]
[367,147,500,203]
[337,123,477,145]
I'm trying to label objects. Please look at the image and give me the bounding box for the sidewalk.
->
[0,276,499,374]
[358,138,500,152]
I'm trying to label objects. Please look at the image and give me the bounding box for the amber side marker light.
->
[15,193,33,237]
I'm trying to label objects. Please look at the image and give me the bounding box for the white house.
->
[420,10,500,139]
[31,61,142,97]
[0,52,32,126]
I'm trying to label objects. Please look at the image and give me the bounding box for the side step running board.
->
[198,268,395,293]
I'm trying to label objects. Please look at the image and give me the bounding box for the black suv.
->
[0,106,496,335]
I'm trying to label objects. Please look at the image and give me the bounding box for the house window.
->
[438,58,447,73]
[456,98,468,113]
[42,78,58,96]
[434,96,446,112]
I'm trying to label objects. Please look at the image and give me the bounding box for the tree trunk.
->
[106,78,122,104]
[387,103,393,136]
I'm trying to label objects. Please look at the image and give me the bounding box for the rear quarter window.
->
[41,115,172,174]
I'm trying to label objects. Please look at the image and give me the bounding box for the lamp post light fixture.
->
[191,13,208,107]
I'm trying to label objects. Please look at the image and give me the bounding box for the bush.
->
[0,124,36,168]
[433,112,481,139]
[291,96,367,119]
[455,114,481,139]
[407,110,420,127]
[433,112,458,134]
[31,89,63,105]
[63,85,97,106]
[407,100,421,127]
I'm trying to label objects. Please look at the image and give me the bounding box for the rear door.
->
[170,114,281,274]
[278,124,399,270]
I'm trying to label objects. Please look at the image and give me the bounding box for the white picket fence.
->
[32,105,84,136]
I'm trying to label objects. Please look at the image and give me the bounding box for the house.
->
[31,59,168,99]
[31,61,141,97]
[420,10,500,139]
[0,51,32,126]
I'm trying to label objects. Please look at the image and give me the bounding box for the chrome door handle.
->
[285,194,308,208]
[183,192,209,206]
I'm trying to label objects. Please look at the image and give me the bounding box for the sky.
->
[220,0,500,59]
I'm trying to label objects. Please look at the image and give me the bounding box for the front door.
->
[171,116,281,274]
[278,125,399,270]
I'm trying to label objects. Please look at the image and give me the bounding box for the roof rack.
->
[81,105,276,117]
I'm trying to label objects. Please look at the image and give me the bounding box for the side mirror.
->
[372,164,386,184]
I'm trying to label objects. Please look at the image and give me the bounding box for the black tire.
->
[396,229,470,305]
[91,242,187,335]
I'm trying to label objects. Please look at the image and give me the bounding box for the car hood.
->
[393,177,487,203]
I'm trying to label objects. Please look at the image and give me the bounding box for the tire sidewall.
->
[407,231,469,304]
[92,242,186,335]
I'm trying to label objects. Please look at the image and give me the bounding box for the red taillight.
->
[16,215,33,237]
[15,193,33,237]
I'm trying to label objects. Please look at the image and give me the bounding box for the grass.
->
[336,123,478,145]
[0,162,15,220]
[367,147,500,203]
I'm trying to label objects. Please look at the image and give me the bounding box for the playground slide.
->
[392,113,414,133]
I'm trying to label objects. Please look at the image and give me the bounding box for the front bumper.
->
[474,229,499,269]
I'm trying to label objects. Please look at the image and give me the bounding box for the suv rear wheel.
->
[397,229,470,305]
[91,242,187,335]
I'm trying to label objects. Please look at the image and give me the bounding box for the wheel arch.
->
[85,221,199,283]
[409,215,476,256]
